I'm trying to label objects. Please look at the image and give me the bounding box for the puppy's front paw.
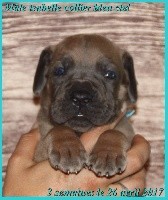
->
[48,140,87,174]
[88,150,127,177]
[87,147,127,177]
[87,130,130,177]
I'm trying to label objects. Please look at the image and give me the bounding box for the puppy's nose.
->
[70,90,93,106]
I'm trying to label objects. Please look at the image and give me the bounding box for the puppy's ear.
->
[33,47,53,96]
[122,51,138,103]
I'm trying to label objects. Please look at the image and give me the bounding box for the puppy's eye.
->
[104,70,117,80]
[54,67,65,76]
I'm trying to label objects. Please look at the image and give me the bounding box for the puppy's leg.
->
[34,126,87,174]
[87,130,130,177]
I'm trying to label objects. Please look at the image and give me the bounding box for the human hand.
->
[3,128,150,196]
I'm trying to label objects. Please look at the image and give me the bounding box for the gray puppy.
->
[33,34,137,177]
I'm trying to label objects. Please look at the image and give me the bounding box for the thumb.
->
[12,128,40,164]
[80,125,111,152]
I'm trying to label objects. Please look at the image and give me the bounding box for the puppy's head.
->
[33,34,137,132]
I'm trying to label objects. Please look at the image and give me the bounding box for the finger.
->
[106,168,146,196]
[9,128,40,166]
[130,134,151,167]
[80,125,111,152]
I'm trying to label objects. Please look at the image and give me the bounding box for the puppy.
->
[33,34,137,177]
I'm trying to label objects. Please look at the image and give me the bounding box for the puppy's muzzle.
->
[67,80,96,117]
[70,90,93,107]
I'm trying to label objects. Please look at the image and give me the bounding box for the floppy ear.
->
[122,51,138,103]
[33,47,53,96]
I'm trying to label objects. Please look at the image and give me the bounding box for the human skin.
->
[3,128,150,196]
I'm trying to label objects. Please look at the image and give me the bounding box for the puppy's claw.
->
[97,172,101,176]
[75,171,78,174]
[88,165,92,170]
[67,170,70,175]
[55,165,58,170]
[118,168,122,174]
[83,163,87,169]
[106,172,109,177]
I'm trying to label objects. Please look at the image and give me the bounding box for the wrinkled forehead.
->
[67,47,104,66]
[53,35,123,67]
